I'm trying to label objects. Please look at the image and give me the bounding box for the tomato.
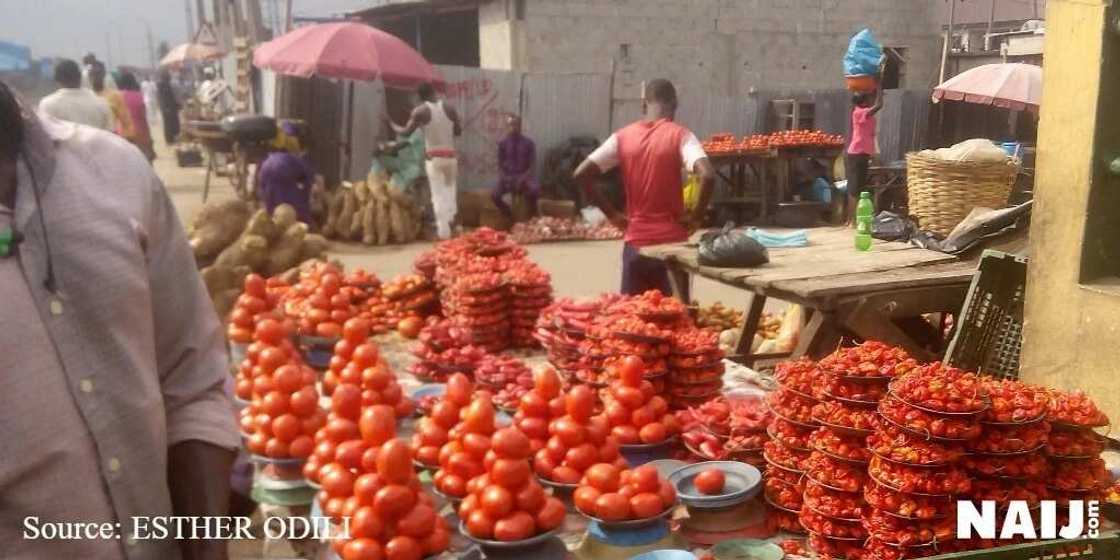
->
[417,418,448,446]
[314,441,338,463]
[447,452,484,479]
[343,317,370,344]
[353,473,384,506]
[229,307,254,328]
[564,443,598,472]
[261,391,289,417]
[375,439,413,484]
[631,405,655,428]
[611,425,640,444]
[254,319,287,346]
[598,439,621,461]
[612,385,645,409]
[289,386,319,417]
[430,401,460,429]
[491,458,532,488]
[331,384,363,420]
[317,322,343,338]
[462,432,492,458]
[264,438,289,458]
[438,440,463,465]
[321,468,355,498]
[548,396,566,418]
[466,510,495,539]
[517,416,549,440]
[287,435,313,459]
[494,511,536,542]
[574,486,602,514]
[342,537,383,560]
[694,468,726,495]
[566,385,596,422]
[350,506,383,540]
[246,432,268,455]
[618,356,645,386]
[458,493,480,520]
[398,317,423,339]
[303,410,328,437]
[533,448,557,478]
[544,436,568,462]
[423,528,450,555]
[630,492,664,518]
[363,364,394,391]
[534,368,562,399]
[326,418,360,443]
[658,479,677,507]
[515,479,546,514]
[535,496,566,530]
[492,427,531,460]
[480,484,514,518]
[373,484,416,519]
[638,381,655,401]
[631,466,660,493]
[396,504,436,538]
[550,465,581,484]
[416,445,439,465]
[446,374,473,407]
[359,405,396,446]
[648,396,669,417]
[519,391,549,417]
[584,463,621,492]
[639,422,667,444]
[270,414,300,442]
[383,535,422,560]
[605,402,630,427]
[335,440,366,471]
[594,493,632,521]
[463,399,496,435]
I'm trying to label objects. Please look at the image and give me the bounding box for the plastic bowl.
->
[629,550,697,560]
[669,461,762,508]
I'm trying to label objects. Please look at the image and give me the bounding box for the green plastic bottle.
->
[855,191,873,251]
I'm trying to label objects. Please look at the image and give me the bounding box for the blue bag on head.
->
[844,28,883,77]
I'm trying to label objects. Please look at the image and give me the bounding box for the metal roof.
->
[940,0,1045,25]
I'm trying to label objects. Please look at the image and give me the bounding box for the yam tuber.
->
[188,199,251,265]
[323,188,345,238]
[299,234,328,262]
[244,209,280,242]
[272,203,299,230]
[335,190,358,239]
[265,223,308,276]
[213,234,269,271]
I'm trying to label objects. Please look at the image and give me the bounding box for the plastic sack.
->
[683,174,700,211]
[581,206,608,226]
[872,211,915,242]
[920,138,1010,162]
[698,223,770,268]
[844,29,883,77]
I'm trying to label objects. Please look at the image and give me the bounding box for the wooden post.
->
[939,0,957,84]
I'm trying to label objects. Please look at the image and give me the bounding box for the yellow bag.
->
[683,173,700,211]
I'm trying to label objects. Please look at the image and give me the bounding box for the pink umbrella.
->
[932,63,1042,113]
[253,22,441,87]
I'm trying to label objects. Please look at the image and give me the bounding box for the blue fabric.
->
[844,29,883,77]
[587,520,669,546]
[747,228,809,248]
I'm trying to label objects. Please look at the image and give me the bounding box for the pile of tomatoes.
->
[238,318,324,461]
[602,355,679,446]
[532,383,627,485]
[513,368,566,451]
[322,424,452,560]
[226,274,289,344]
[432,395,500,500]
[474,354,533,410]
[702,130,844,156]
[457,426,567,543]
[318,320,412,417]
[573,463,677,523]
[410,374,472,469]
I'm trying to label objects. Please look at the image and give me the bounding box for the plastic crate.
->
[945,250,1027,379]
[927,533,1120,559]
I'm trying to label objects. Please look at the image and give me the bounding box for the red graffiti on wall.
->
[442,78,494,99]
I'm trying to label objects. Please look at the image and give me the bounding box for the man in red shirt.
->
[574,79,715,298]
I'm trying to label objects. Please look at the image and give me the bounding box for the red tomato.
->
[261,391,289,417]
[494,511,536,542]
[533,449,557,478]
[515,479,546,514]
[332,384,363,420]
[544,436,568,463]
[548,396,566,418]
[383,535,422,560]
[363,364,394,392]
[612,385,645,409]
[353,473,384,506]
[550,465,581,484]
[618,356,645,386]
[658,479,677,507]
[466,510,495,539]
[598,439,621,461]
[289,435,315,459]
[480,484,514,518]
[648,396,669,417]
[335,440,367,471]
[375,439,413,484]
[631,466,660,493]
[417,418,448,446]
[492,427,532,460]
[491,458,532,488]
[534,368,562,399]
[254,319,287,346]
[536,497,566,530]
[271,414,301,442]
[416,445,439,466]
[350,507,383,540]
[611,425,640,444]
[694,469,726,495]
[326,418,360,443]
[631,405,655,428]
[447,452,484,479]
[564,444,598,472]
[463,399,497,435]
[594,493,632,521]
[519,392,549,417]
[639,422,667,444]
[360,405,396,446]
[373,484,416,519]
[342,537,383,560]
[317,322,343,338]
[574,485,602,513]
[396,504,436,538]
[343,317,370,344]
[246,432,268,455]
[458,493,480,520]
[321,468,355,498]
[430,401,460,429]
[423,528,450,555]
[605,402,630,427]
[289,386,318,418]
[517,417,549,440]
[630,492,664,518]
[551,417,585,447]
[566,385,596,422]
[462,432,492,458]
[446,374,473,407]
[584,463,621,492]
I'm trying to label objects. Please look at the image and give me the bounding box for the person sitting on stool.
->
[491,114,539,221]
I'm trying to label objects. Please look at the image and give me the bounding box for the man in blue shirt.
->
[491,115,539,220]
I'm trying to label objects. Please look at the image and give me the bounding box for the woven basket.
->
[905,152,1018,237]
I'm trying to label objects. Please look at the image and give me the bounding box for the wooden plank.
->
[773,260,976,300]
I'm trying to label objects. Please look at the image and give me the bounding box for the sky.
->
[0,0,375,68]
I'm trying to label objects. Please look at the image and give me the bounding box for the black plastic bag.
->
[872,211,915,242]
[698,223,769,267]
[911,201,1032,254]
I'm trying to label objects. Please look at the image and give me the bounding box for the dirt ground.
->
[158,137,749,308]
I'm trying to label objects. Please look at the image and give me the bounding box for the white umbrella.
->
[160,42,225,68]
[933,63,1042,113]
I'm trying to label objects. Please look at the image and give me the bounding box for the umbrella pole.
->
[346,81,355,180]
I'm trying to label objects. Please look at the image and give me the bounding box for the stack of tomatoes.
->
[533,384,627,485]
[407,317,488,382]
[1044,389,1110,505]
[459,426,567,542]
[319,320,413,419]
[433,395,500,500]
[238,318,324,461]
[504,261,553,348]
[860,363,984,555]
[411,374,473,469]
[761,359,821,533]
[475,354,534,411]
[284,265,363,340]
[533,298,600,375]
[680,395,769,464]
[226,274,289,345]
[316,406,451,560]
[701,133,737,156]
[573,463,677,523]
[669,329,725,407]
[513,368,566,454]
[602,355,679,447]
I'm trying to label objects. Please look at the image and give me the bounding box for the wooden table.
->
[641,227,976,364]
[709,146,843,224]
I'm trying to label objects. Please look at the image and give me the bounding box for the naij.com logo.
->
[957,500,1100,540]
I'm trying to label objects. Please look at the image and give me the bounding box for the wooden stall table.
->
[641,227,976,364]
[708,150,773,223]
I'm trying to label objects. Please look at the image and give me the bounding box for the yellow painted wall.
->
[1021,0,1120,420]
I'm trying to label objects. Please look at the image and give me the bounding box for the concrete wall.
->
[1021,0,1120,422]
[482,0,942,105]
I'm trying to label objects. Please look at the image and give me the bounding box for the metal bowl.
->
[668,461,762,508]
[577,504,674,530]
[458,522,558,550]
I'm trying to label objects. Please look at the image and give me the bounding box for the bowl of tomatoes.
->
[573,464,678,530]
[668,461,761,509]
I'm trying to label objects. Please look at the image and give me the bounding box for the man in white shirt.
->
[38,59,112,131]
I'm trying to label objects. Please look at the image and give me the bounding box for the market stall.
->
[639,227,975,364]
